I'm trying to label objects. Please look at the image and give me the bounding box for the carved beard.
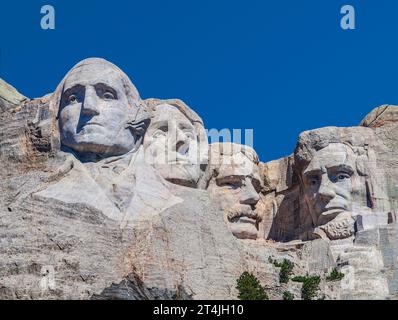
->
[315,214,355,240]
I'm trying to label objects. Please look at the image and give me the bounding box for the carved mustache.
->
[226,204,259,222]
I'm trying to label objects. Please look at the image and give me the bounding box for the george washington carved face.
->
[58,59,145,158]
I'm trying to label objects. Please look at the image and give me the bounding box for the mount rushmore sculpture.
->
[0,58,398,299]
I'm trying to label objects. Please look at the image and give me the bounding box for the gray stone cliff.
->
[1,62,397,300]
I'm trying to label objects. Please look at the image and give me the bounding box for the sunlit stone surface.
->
[1,59,398,300]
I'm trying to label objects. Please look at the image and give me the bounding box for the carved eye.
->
[184,131,195,140]
[223,182,240,189]
[153,129,167,138]
[337,172,350,180]
[308,177,319,186]
[68,95,77,103]
[217,176,243,189]
[252,179,262,193]
[103,91,116,100]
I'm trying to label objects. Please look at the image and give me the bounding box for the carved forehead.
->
[210,143,259,163]
[304,143,356,173]
[217,153,260,178]
[150,104,194,126]
[58,58,140,102]
[294,126,376,168]
[63,64,125,91]
[210,143,260,178]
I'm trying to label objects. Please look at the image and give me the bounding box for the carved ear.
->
[365,178,375,209]
[126,118,151,144]
[312,227,328,240]
[126,102,151,143]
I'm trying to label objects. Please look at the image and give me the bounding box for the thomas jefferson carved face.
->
[144,104,204,187]
[58,60,142,157]
[208,144,262,240]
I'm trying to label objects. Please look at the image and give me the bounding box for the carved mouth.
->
[167,155,192,165]
[322,207,346,216]
[226,204,259,228]
[84,122,103,127]
[229,217,258,240]
[82,122,103,128]
[319,208,346,225]
[235,216,257,225]
[167,160,190,166]
[228,212,258,224]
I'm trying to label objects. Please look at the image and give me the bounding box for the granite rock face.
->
[1,60,398,300]
[360,105,398,128]
[0,79,27,111]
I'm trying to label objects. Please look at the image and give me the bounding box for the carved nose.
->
[176,140,189,154]
[240,179,260,206]
[173,129,189,154]
[82,87,100,116]
[318,177,336,202]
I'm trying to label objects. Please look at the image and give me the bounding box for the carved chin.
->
[229,220,258,240]
[315,215,355,240]
[61,128,135,156]
[160,164,200,187]
[64,139,133,156]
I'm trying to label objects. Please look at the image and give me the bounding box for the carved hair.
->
[293,126,377,172]
[209,142,259,168]
[145,98,204,127]
[201,142,259,190]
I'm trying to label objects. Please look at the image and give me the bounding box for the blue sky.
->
[1,0,397,161]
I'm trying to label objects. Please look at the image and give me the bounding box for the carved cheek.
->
[304,186,317,202]
[304,190,319,212]
[185,140,196,158]
[335,180,353,200]
[219,188,239,208]
[150,135,168,162]
[60,105,81,133]
[153,135,167,150]
[101,101,129,128]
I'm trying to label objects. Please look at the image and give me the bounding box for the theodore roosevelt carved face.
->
[207,143,262,240]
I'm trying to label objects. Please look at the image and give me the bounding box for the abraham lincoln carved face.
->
[302,143,356,226]
[295,127,381,240]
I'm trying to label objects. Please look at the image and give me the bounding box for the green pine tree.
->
[236,272,269,300]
